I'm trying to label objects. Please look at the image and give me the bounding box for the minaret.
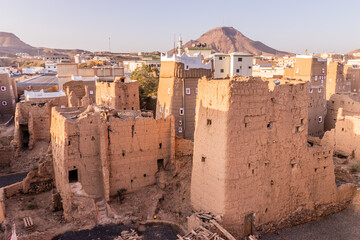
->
[177,35,183,56]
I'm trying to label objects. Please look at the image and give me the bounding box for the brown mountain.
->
[348,49,360,55]
[176,26,292,56]
[0,32,90,57]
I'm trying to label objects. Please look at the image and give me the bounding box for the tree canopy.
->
[130,65,159,111]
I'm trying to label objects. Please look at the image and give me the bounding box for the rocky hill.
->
[175,26,292,56]
[0,32,90,57]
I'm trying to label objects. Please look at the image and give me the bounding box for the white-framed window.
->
[12,99,15,104]
[179,108,184,115]
[318,116,323,123]
[314,76,318,81]
[321,80,323,85]
[165,107,169,114]
[178,127,183,133]
[0,86,6,91]
[168,88,171,94]
[296,68,299,73]
[185,65,189,70]
[159,105,162,113]
[309,88,313,93]
[89,90,94,95]
[1,100,7,106]
[322,68,325,73]
[185,88,191,95]
[178,120,182,126]
[195,88,198,95]
[318,88,322,93]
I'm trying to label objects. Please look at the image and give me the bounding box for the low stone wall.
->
[0,188,5,223]
[256,183,357,235]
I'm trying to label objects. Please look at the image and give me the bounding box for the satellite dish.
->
[197,43,202,47]
[192,43,196,47]
[202,43,207,47]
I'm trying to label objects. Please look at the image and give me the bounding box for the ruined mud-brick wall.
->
[284,57,327,137]
[326,62,350,100]
[13,102,52,152]
[95,80,140,110]
[344,65,360,93]
[51,107,175,221]
[191,76,355,239]
[51,107,103,221]
[62,80,96,106]
[0,131,13,167]
[322,110,360,160]
[324,93,360,131]
[156,61,212,140]
[0,73,16,116]
[105,113,175,197]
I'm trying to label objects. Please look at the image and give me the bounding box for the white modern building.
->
[45,61,58,73]
[213,52,253,78]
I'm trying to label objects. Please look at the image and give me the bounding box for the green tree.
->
[130,65,159,111]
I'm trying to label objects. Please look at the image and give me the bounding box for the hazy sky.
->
[0,0,359,54]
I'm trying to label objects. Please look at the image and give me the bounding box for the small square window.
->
[236,69,240,73]
[207,119,212,125]
[179,108,184,115]
[168,88,171,94]
[309,88,313,93]
[220,69,224,73]
[238,57,242,62]
[318,116,323,123]
[201,156,206,162]
[219,57,223,60]
[178,127,183,133]
[314,76,318,81]
[185,88,191,95]
[89,90,93,95]
[248,66,252,69]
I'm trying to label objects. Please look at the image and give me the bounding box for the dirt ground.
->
[0,191,74,240]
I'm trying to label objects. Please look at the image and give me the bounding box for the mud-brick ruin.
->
[95,77,140,111]
[191,76,356,238]
[51,106,174,222]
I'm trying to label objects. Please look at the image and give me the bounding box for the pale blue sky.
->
[0,0,359,54]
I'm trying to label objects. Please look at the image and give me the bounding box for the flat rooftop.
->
[17,74,58,87]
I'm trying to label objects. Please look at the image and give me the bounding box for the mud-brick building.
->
[95,77,140,111]
[156,53,212,140]
[0,73,17,120]
[190,76,356,238]
[51,107,175,221]
[326,62,350,100]
[284,55,327,137]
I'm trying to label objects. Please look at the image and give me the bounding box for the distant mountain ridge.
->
[174,26,292,57]
[0,32,90,57]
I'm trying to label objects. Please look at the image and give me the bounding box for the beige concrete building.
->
[284,55,327,137]
[190,76,355,238]
[57,63,124,88]
[51,107,175,222]
[156,53,212,140]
